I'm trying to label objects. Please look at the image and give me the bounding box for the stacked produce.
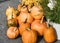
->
[6,0,57,43]
[6,6,19,39]
[6,6,19,27]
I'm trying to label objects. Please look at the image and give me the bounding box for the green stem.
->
[11,12,13,19]
[47,19,50,28]
[26,27,30,31]
[41,16,44,23]
[14,27,17,31]
[8,4,11,8]
[24,18,27,23]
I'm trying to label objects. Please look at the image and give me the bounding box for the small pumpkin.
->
[6,6,18,20]
[19,23,30,36]
[31,5,44,20]
[22,28,37,43]
[43,25,57,43]
[17,12,33,25]
[7,27,19,39]
[7,18,17,27]
[31,17,47,36]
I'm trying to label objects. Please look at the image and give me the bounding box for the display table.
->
[0,0,60,43]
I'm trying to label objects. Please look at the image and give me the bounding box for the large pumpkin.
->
[22,28,37,43]
[7,27,19,39]
[31,19,47,36]
[31,5,44,20]
[17,12,33,25]
[19,23,30,36]
[43,26,57,43]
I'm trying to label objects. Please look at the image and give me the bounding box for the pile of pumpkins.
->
[6,3,57,43]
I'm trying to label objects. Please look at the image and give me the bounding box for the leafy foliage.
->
[38,0,60,24]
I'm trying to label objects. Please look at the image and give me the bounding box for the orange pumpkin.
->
[31,5,44,20]
[7,27,19,39]
[43,26,57,43]
[31,19,47,36]
[19,23,30,36]
[22,28,37,43]
[17,12,33,25]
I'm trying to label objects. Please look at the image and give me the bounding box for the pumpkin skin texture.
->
[19,23,30,36]
[21,6,28,13]
[18,4,22,12]
[7,19,17,27]
[31,5,44,20]
[31,20,47,36]
[7,27,19,39]
[17,12,33,25]
[6,6,17,20]
[43,26,57,43]
[22,28,37,43]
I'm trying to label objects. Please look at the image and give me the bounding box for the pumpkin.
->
[17,12,33,25]
[6,6,18,20]
[43,25,57,43]
[7,18,17,27]
[7,27,19,39]
[19,23,30,36]
[31,5,44,20]
[22,28,37,43]
[18,4,22,12]
[31,17,47,36]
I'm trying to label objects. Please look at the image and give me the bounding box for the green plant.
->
[38,0,60,24]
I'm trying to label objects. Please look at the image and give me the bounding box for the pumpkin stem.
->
[11,12,13,19]
[24,18,27,23]
[8,4,11,8]
[41,16,44,23]
[47,19,50,28]
[14,27,17,31]
[26,27,30,31]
